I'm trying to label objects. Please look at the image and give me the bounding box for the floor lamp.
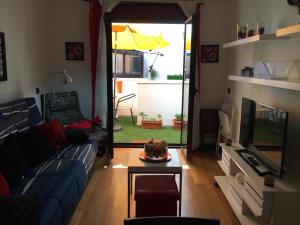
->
[43,70,73,123]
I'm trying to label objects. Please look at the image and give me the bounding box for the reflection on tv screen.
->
[253,104,287,167]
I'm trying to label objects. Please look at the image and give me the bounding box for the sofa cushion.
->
[13,174,81,225]
[23,98,43,127]
[0,173,10,195]
[64,128,90,145]
[0,99,30,133]
[0,195,39,225]
[17,129,56,167]
[0,135,29,188]
[31,198,62,225]
[54,140,97,174]
[19,159,87,195]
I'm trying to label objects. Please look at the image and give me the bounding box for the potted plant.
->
[150,67,159,80]
[173,114,187,130]
[139,112,162,129]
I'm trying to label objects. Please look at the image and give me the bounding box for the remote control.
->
[247,156,258,166]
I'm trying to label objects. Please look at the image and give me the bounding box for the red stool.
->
[134,175,180,217]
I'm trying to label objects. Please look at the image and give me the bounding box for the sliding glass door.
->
[181,15,197,161]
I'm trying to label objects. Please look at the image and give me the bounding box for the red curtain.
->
[89,0,102,119]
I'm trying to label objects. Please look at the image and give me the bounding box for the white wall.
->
[47,0,92,119]
[0,0,50,108]
[199,0,231,108]
[225,0,300,173]
[137,80,189,126]
[116,79,187,126]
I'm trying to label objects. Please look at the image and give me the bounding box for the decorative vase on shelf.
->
[263,60,297,80]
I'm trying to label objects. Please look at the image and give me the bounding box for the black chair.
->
[124,217,220,225]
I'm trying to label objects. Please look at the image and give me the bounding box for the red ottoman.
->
[134,175,180,217]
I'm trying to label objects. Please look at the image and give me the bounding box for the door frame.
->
[181,15,198,161]
[105,3,190,153]
[104,13,114,159]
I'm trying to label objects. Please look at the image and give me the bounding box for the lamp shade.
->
[62,70,73,84]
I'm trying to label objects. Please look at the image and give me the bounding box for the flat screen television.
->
[239,97,288,177]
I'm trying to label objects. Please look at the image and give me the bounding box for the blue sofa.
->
[0,97,98,225]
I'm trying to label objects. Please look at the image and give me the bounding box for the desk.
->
[127,148,182,218]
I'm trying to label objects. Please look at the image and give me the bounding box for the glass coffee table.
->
[127,148,183,217]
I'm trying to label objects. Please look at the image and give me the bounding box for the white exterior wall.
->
[115,79,189,126]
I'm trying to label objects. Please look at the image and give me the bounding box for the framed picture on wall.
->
[65,42,84,61]
[201,45,219,63]
[0,32,7,82]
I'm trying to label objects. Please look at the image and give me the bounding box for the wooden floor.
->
[69,148,241,225]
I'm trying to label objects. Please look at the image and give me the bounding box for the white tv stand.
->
[215,143,300,225]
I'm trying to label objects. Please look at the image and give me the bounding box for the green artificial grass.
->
[114,116,181,144]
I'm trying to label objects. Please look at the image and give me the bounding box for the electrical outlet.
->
[36,87,40,94]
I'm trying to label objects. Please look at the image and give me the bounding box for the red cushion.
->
[34,119,67,148]
[0,173,10,195]
[66,120,92,129]
[49,119,67,146]
[33,123,57,148]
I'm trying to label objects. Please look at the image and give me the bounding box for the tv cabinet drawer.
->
[244,189,263,217]
[245,178,263,199]
[230,184,243,206]
[245,182,263,207]
[222,150,230,162]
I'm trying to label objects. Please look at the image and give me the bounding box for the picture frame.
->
[0,32,7,82]
[65,42,84,61]
[201,45,219,63]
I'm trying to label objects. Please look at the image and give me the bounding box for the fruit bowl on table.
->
[139,140,171,162]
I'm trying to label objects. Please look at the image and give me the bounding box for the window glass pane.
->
[185,53,191,79]
[113,50,143,77]
[112,53,123,74]
[125,55,141,75]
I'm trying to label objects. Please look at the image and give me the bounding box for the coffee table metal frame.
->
[127,148,183,218]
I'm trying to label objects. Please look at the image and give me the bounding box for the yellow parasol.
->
[112,24,169,51]
[185,36,192,51]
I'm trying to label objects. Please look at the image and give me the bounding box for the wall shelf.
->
[276,24,300,37]
[228,75,300,92]
[223,34,279,48]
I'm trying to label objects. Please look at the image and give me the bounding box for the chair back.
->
[44,91,84,125]
[124,217,220,225]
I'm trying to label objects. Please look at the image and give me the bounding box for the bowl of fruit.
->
[139,139,170,162]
